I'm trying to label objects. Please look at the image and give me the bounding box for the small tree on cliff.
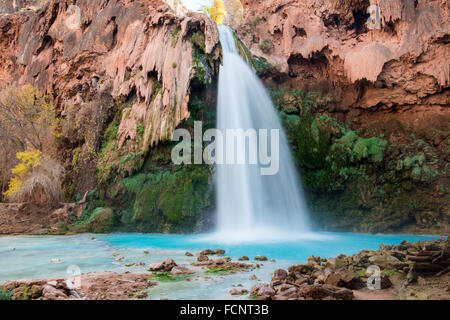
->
[202,0,227,24]
[0,85,63,204]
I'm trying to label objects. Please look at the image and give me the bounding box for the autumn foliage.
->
[0,85,63,204]
[202,0,227,24]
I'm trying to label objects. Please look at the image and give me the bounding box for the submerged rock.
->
[229,288,249,296]
[200,249,226,256]
[254,256,268,261]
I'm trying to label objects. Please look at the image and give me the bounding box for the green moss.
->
[148,272,190,282]
[124,68,132,82]
[191,32,206,52]
[136,124,145,137]
[123,164,212,233]
[259,38,273,53]
[252,57,280,76]
[73,207,114,233]
[0,289,12,300]
[171,26,180,47]
[205,267,232,273]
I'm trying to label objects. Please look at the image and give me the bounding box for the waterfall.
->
[215,25,311,240]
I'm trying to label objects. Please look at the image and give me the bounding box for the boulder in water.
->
[170,266,195,276]
[148,258,177,272]
[254,256,268,261]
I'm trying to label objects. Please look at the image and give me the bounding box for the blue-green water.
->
[0,232,442,299]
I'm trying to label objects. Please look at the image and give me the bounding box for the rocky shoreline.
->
[1,238,448,300]
[251,238,450,300]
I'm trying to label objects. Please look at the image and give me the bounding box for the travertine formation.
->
[237,0,449,123]
[0,0,219,149]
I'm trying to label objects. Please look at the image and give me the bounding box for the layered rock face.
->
[238,0,449,232]
[0,0,219,149]
[238,0,448,122]
[0,0,220,233]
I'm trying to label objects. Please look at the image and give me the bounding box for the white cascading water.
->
[215,25,311,241]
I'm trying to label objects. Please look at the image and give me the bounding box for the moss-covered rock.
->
[72,207,114,233]
[273,87,447,233]
[115,163,213,233]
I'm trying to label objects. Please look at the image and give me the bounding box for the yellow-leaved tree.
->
[202,0,227,24]
[0,85,63,204]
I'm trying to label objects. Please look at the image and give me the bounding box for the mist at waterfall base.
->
[208,25,310,242]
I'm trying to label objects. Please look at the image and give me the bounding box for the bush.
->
[0,85,60,152]
[0,85,61,202]
[3,150,64,203]
[201,0,226,24]
[259,38,274,53]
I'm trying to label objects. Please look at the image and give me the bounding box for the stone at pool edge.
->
[254,256,268,261]
[148,258,177,272]
[200,249,226,256]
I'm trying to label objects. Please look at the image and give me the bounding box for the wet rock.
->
[42,285,68,300]
[30,285,43,299]
[272,269,288,281]
[325,270,363,289]
[134,291,148,299]
[170,266,195,276]
[254,256,268,261]
[288,264,315,275]
[257,286,276,297]
[185,252,194,257]
[197,255,209,262]
[148,258,177,272]
[200,249,226,256]
[229,288,248,295]
[297,284,353,301]
[238,256,249,261]
[380,275,392,289]
[278,287,298,298]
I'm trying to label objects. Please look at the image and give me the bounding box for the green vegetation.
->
[0,289,12,300]
[72,207,114,233]
[74,60,217,233]
[271,87,444,232]
[148,272,190,282]
[171,26,180,47]
[252,57,280,76]
[206,267,232,273]
[136,124,145,137]
[259,38,273,53]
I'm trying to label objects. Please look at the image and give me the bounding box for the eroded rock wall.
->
[0,0,220,192]
[0,0,220,233]
[238,0,449,233]
[238,0,448,123]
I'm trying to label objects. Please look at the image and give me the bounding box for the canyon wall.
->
[237,0,449,233]
[0,0,220,233]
